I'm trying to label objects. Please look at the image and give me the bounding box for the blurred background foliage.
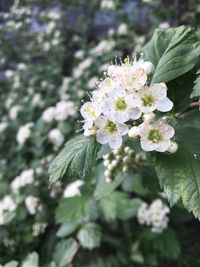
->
[0,0,200,266]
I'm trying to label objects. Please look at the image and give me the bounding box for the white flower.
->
[42,107,56,123]
[16,123,33,145]
[63,180,84,198]
[5,70,14,79]
[117,23,128,36]
[25,196,39,215]
[73,57,93,78]
[138,120,175,152]
[11,169,34,193]
[95,116,128,149]
[159,22,170,29]
[0,122,8,133]
[104,89,141,123]
[137,83,173,113]
[100,0,115,10]
[9,105,21,120]
[81,101,102,129]
[55,100,76,121]
[90,40,115,56]
[74,50,84,59]
[48,128,64,150]
[17,63,27,70]
[32,93,43,107]
[137,199,170,234]
[107,59,148,90]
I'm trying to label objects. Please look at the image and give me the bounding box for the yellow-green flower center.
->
[148,129,163,143]
[142,94,155,107]
[115,97,127,111]
[84,108,95,117]
[105,121,117,134]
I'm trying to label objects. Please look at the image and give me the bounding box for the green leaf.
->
[156,127,200,218]
[53,239,79,267]
[22,252,39,267]
[49,135,101,183]
[94,171,127,200]
[56,222,80,238]
[191,70,200,97]
[99,192,142,221]
[56,196,95,223]
[167,71,196,112]
[160,229,180,260]
[142,26,200,84]
[77,223,102,249]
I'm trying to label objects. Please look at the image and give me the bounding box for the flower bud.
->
[143,112,155,122]
[122,165,129,173]
[105,176,112,183]
[168,141,178,154]
[104,170,111,177]
[142,61,155,75]
[84,128,96,137]
[111,160,118,168]
[128,126,139,138]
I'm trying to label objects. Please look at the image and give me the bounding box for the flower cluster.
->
[80,57,177,153]
[103,146,136,182]
[137,199,170,233]
[11,169,34,194]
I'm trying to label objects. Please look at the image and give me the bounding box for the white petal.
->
[109,134,122,149]
[156,97,173,112]
[128,108,142,120]
[155,140,171,152]
[125,93,140,108]
[140,140,158,151]
[95,116,106,128]
[151,83,167,100]
[117,123,128,136]
[96,130,109,145]
[114,112,129,123]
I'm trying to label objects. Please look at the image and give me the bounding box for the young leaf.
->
[4,262,18,267]
[53,239,79,266]
[49,135,101,183]
[77,223,102,250]
[191,70,200,97]
[142,26,200,84]
[56,196,95,223]
[156,127,200,219]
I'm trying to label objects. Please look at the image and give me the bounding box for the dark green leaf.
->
[56,196,95,223]
[49,135,101,183]
[191,70,200,97]
[142,26,200,84]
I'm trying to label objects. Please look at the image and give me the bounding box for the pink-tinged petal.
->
[139,122,153,138]
[160,124,175,139]
[117,123,128,136]
[128,108,142,120]
[155,140,171,152]
[140,139,158,151]
[156,97,173,112]
[151,83,167,100]
[109,134,122,149]
[96,130,109,145]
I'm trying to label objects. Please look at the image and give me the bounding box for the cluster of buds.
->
[32,222,47,237]
[103,146,136,182]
